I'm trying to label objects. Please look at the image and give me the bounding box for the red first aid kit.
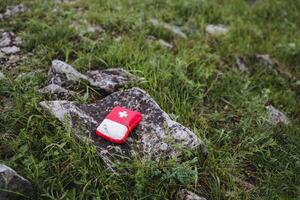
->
[96,106,142,144]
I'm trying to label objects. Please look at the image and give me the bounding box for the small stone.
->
[87,25,104,33]
[1,4,26,19]
[0,72,6,80]
[0,46,20,55]
[114,36,123,42]
[0,164,33,200]
[48,60,88,88]
[266,105,289,125]
[160,143,169,151]
[13,36,23,46]
[149,18,187,39]
[54,0,77,4]
[206,24,229,36]
[256,54,275,66]
[0,32,12,47]
[86,68,142,93]
[158,39,173,49]
[235,56,248,72]
[39,83,72,99]
[146,35,156,41]
[176,189,206,200]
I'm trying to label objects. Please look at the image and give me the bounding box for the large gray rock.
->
[149,19,187,39]
[40,88,206,167]
[46,60,142,93]
[0,164,32,200]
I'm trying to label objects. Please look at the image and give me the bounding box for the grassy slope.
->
[0,0,300,199]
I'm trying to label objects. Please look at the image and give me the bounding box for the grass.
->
[0,0,300,199]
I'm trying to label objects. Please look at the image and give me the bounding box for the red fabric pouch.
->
[96,106,142,144]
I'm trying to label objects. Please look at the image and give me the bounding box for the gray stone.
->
[48,60,141,93]
[0,164,32,200]
[256,54,275,66]
[235,56,248,72]
[86,68,143,93]
[54,0,77,4]
[266,105,289,125]
[13,37,23,47]
[48,60,88,88]
[1,46,20,55]
[39,88,206,167]
[1,4,26,20]
[206,24,229,36]
[158,39,173,49]
[149,19,187,39]
[0,32,12,47]
[176,189,206,200]
[39,83,72,99]
[87,25,104,33]
[0,72,5,80]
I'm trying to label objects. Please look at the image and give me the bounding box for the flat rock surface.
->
[0,164,32,200]
[40,88,205,167]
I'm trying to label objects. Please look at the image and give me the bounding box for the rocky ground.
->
[0,0,300,199]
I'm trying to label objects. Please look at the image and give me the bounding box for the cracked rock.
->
[0,164,33,200]
[149,19,187,39]
[176,189,206,200]
[39,88,206,167]
[206,24,229,36]
[0,4,26,20]
[266,105,289,125]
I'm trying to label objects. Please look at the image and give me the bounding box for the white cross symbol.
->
[118,111,128,118]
